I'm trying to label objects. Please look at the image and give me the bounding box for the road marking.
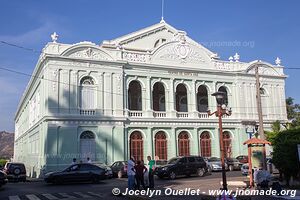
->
[41,193,59,199]
[87,192,104,197]
[58,193,76,199]
[8,196,21,200]
[73,192,92,198]
[26,194,40,200]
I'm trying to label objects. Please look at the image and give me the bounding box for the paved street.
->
[0,171,245,200]
[1,171,296,200]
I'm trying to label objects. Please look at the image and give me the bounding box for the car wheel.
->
[117,171,123,178]
[169,171,176,180]
[197,168,205,177]
[229,165,234,171]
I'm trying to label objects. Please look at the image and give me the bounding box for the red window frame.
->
[223,132,232,158]
[200,132,211,157]
[155,131,167,160]
[130,131,143,161]
[178,131,190,156]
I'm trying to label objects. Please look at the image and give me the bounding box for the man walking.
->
[147,156,155,188]
[127,156,136,190]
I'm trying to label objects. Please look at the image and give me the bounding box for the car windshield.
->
[168,158,180,164]
[209,157,220,162]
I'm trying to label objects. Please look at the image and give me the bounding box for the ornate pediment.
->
[150,38,211,67]
[245,62,284,76]
[61,44,113,61]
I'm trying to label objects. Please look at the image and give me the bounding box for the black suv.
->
[3,162,26,182]
[155,156,208,180]
[0,170,8,187]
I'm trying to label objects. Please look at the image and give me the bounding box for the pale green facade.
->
[14,21,287,178]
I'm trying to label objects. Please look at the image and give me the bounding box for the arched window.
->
[152,82,166,111]
[176,84,188,112]
[218,86,228,106]
[80,131,96,161]
[178,131,190,156]
[197,85,208,112]
[223,131,232,158]
[128,81,142,110]
[130,131,143,161]
[80,76,96,109]
[200,131,211,157]
[155,131,167,160]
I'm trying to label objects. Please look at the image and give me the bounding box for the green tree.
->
[272,128,300,185]
[286,97,300,128]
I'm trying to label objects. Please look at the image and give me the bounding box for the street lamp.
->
[207,91,232,191]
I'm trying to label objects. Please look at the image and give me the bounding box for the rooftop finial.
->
[275,57,281,66]
[51,32,58,43]
[160,0,165,23]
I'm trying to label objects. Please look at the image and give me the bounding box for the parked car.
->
[155,160,168,167]
[225,158,243,171]
[3,162,26,182]
[95,163,113,179]
[155,156,208,180]
[110,161,128,178]
[241,163,249,176]
[236,155,248,164]
[207,157,228,171]
[44,163,106,184]
[0,170,8,187]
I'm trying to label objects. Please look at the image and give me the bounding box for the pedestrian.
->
[147,156,155,188]
[134,160,147,190]
[71,158,77,165]
[87,157,92,163]
[127,156,136,190]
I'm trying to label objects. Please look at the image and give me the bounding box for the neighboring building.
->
[14,21,287,177]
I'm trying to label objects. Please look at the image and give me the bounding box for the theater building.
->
[14,21,287,177]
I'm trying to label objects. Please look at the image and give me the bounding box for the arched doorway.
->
[176,84,188,112]
[152,82,165,111]
[128,81,142,110]
[200,131,211,157]
[155,131,167,160]
[197,85,208,112]
[178,131,190,156]
[80,131,96,161]
[130,131,143,161]
[223,131,232,158]
[218,86,228,106]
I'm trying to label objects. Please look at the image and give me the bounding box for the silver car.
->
[207,157,228,172]
[241,163,249,176]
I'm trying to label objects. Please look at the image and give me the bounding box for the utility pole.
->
[255,62,267,170]
[255,63,265,140]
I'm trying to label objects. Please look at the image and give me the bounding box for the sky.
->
[0,0,300,132]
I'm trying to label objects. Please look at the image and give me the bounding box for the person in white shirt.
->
[71,158,77,165]
[87,157,92,163]
[127,156,136,190]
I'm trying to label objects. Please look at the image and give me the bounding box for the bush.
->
[272,128,300,183]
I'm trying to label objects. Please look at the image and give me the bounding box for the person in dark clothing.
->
[134,160,147,190]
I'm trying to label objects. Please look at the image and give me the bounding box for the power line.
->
[0,65,290,110]
[0,40,42,54]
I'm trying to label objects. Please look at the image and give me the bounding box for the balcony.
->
[153,111,167,118]
[128,111,143,117]
[177,112,189,118]
[198,112,209,118]
[79,109,96,115]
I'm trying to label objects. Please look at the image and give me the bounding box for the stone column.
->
[168,78,176,117]
[145,76,152,117]
[190,80,197,117]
